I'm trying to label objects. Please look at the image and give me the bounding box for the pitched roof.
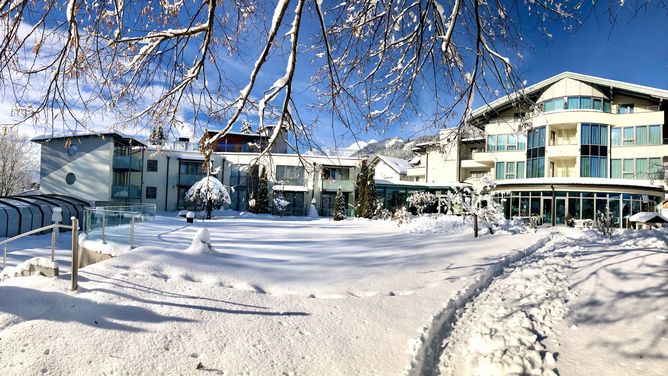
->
[372,155,410,175]
[31,131,146,146]
[469,71,668,122]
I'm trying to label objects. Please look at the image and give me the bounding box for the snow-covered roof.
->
[495,178,665,190]
[31,131,146,146]
[272,185,309,192]
[373,155,409,175]
[628,212,668,223]
[176,153,205,161]
[469,71,668,121]
[408,155,421,166]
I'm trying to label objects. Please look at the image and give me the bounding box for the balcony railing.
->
[179,173,206,186]
[321,179,355,192]
[111,185,142,199]
[113,156,143,171]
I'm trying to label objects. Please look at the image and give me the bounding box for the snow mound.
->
[1,257,58,281]
[400,214,470,235]
[186,228,216,254]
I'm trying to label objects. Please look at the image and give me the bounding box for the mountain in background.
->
[352,134,439,160]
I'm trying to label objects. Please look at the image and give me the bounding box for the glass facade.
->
[613,125,661,146]
[611,157,665,180]
[526,127,545,178]
[496,190,661,228]
[486,134,526,152]
[580,124,608,178]
[541,96,611,113]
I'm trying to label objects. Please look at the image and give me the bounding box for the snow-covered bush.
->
[406,191,437,215]
[185,176,231,219]
[443,177,504,237]
[273,194,290,215]
[594,210,615,238]
[392,207,412,225]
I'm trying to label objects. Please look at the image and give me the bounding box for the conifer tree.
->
[334,188,346,221]
[255,167,270,214]
[354,160,369,217]
[365,166,377,218]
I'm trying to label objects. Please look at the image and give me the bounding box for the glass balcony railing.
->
[322,179,355,192]
[179,173,206,186]
[111,184,142,199]
[113,156,143,170]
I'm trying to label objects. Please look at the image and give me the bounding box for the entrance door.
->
[542,198,553,225]
[555,198,566,225]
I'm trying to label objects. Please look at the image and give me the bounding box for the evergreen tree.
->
[148,125,167,145]
[354,160,369,217]
[365,165,377,218]
[241,120,253,134]
[334,188,346,221]
[255,167,270,214]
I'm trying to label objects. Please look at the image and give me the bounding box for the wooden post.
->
[129,214,135,249]
[473,213,479,238]
[71,217,79,291]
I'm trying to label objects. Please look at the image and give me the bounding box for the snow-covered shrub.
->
[392,207,412,225]
[594,210,615,238]
[185,176,231,219]
[407,191,437,215]
[442,177,504,237]
[273,194,290,215]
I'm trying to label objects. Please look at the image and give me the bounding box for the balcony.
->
[546,144,579,158]
[407,167,426,178]
[113,156,143,171]
[179,173,206,186]
[111,185,142,199]
[471,150,496,164]
[321,179,355,192]
[461,159,490,169]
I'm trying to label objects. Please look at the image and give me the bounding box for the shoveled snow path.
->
[436,228,668,376]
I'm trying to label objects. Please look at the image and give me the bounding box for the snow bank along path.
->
[436,229,668,376]
[0,214,548,375]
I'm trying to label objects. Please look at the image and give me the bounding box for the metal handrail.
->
[2,217,80,290]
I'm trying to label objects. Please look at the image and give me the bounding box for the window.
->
[507,134,516,151]
[487,135,497,152]
[276,165,305,185]
[580,97,592,109]
[544,100,555,112]
[146,186,157,199]
[623,159,634,179]
[581,124,591,144]
[603,100,612,113]
[147,159,158,172]
[65,173,76,185]
[568,97,580,110]
[611,128,621,146]
[600,125,607,146]
[649,125,661,144]
[505,162,515,179]
[497,135,507,151]
[635,159,648,179]
[554,98,565,111]
[495,162,505,180]
[611,159,621,179]
[623,127,634,145]
[593,98,602,111]
[582,156,607,178]
[649,158,663,179]
[518,134,526,150]
[635,126,647,145]
[526,127,546,178]
[581,156,590,177]
[618,104,634,114]
[591,124,600,144]
[323,167,350,180]
[516,162,525,179]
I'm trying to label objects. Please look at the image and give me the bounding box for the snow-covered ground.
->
[0,213,546,375]
[2,213,665,375]
[437,228,668,376]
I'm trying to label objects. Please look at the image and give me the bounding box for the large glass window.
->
[636,126,647,145]
[649,125,661,144]
[497,135,506,151]
[526,127,546,178]
[580,97,592,109]
[518,134,527,150]
[517,161,525,179]
[322,167,350,180]
[505,162,515,179]
[623,159,634,179]
[495,162,505,180]
[611,128,621,146]
[581,124,591,144]
[487,135,497,152]
[623,127,634,145]
[276,165,305,185]
[635,159,648,179]
[600,125,607,146]
[580,156,590,177]
[649,158,663,179]
[544,100,555,112]
[603,100,612,113]
[611,159,621,179]
[593,98,602,111]
[618,104,634,114]
[507,134,516,151]
[568,97,580,110]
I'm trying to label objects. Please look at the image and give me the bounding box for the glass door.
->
[555,198,566,225]
[542,198,553,225]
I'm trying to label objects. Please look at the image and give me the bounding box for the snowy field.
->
[1,213,666,375]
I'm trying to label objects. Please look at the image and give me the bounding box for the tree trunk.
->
[206,199,213,220]
[473,213,479,238]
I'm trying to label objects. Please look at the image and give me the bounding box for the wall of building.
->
[38,137,113,204]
